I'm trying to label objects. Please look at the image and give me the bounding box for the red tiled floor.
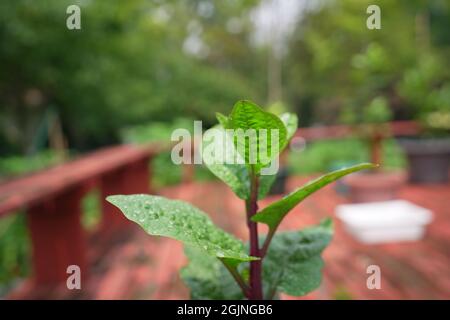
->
[83,176,450,300]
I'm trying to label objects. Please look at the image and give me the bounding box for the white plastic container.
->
[335,200,433,244]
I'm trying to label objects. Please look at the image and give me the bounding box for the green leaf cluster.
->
[107,100,374,300]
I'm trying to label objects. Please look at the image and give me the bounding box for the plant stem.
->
[260,227,276,258]
[246,168,263,300]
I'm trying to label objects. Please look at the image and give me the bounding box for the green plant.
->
[106,100,375,300]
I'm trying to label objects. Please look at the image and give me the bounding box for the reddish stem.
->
[246,169,263,300]
[370,132,383,169]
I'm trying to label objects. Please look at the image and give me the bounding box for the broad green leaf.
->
[202,126,276,200]
[280,112,298,140]
[181,246,244,300]
[252,163,377,229]
[227,100,287,168]
[263,219,333,297]
[107,195,256,266]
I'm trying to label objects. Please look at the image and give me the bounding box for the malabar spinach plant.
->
[107,100,375,300]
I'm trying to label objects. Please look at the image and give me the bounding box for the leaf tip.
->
[105,194,130,207]
[105,195,118,204]
[216,112,229,127]
[366,162,381,170]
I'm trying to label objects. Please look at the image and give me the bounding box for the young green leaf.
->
[279,112,298,141]
[216,112,229,128]
[181,246,245,300]
[202,126,276,200]
[252,163,377,229]
[107,195,257,265]
[263,219,333,297]
[227,100,287,168]
[203,104,291,199]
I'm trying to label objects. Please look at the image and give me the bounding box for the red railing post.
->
[26,187,88,288]
[124,156,151,194]
[99,156,151,234]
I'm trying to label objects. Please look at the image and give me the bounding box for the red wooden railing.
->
[294,120,421,141]
[0,144,159,293]
[0,121,420,296]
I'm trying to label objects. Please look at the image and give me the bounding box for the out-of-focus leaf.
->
[181,246,245,300]
[216,112,229,128]
[263,219,333,297]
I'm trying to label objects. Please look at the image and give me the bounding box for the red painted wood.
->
[27,187,88,287]
[0,144,158,217]
[294,121,420,141]
[100,169,131,234]
[124,157,151,194]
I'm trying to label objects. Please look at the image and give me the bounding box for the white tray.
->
[336,200,433,244]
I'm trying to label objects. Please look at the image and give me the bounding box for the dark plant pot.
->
[344,171,406,203]
[398,138,450,184]
[269,167,289,195]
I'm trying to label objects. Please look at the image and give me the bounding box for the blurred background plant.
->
[398,54,450,136]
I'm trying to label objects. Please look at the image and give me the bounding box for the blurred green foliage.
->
[81,190,101,231]
[363,96,392,124]
[0,213,30,295]
[288,138,406,175]
[0,150,61,178]
[398,54,450,134]
[0,150,61,293]
[121,118,215,188]
[123,118,189,187]
[121,117,194,145]
[0,0,261,154]
[285,0,450,128]
[1,0,449,153]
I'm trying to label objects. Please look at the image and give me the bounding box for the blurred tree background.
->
[0,0,449,292]
[0,0,262,154]
[1,0,449,156]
